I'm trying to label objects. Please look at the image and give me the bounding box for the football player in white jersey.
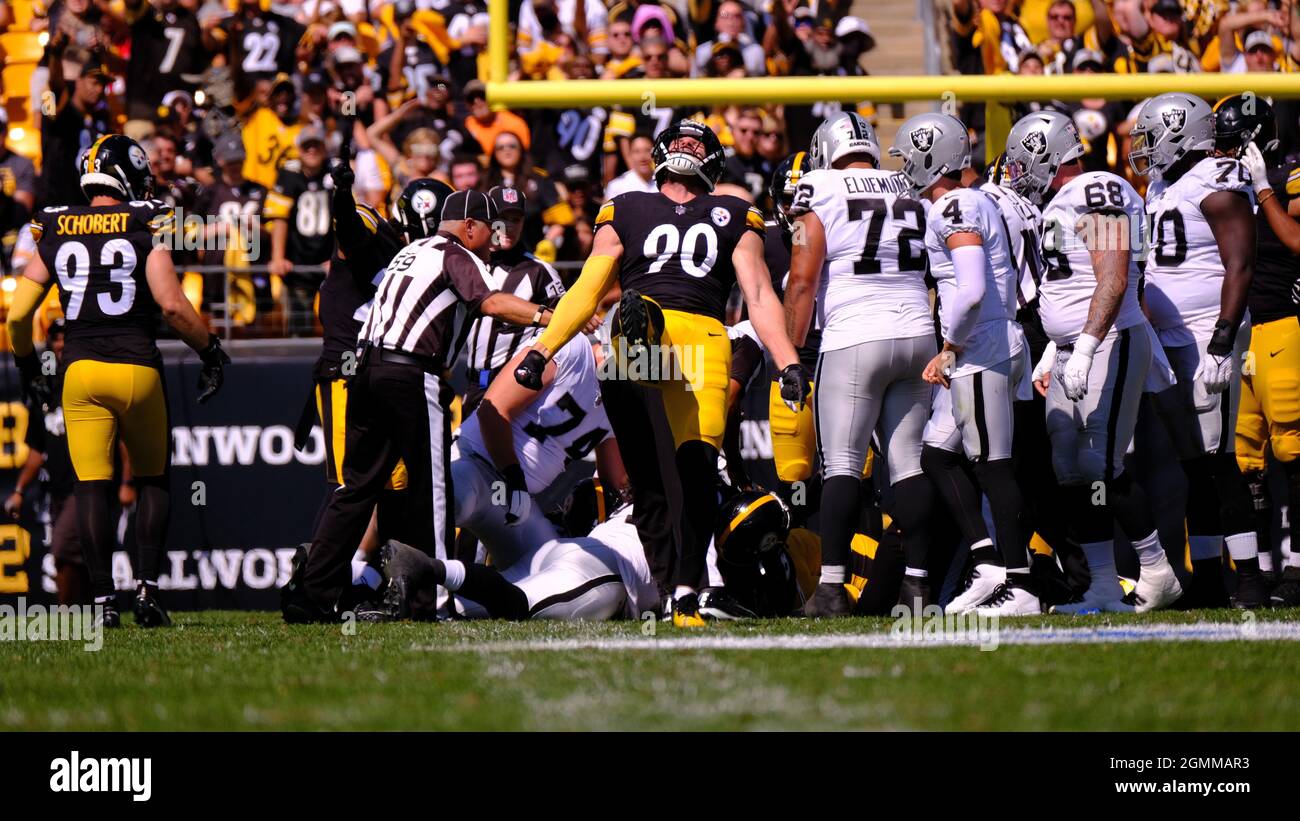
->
[784,111,938,617]
[1005,109,1183,614]
[1132,92,1269,609]
[891,113,1038,615]
[455,334,627,569]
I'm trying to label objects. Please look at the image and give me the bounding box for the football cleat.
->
[672,592,707,628]
[698,587,757,620]
[802,582,851,618]
[1176,563,1231,610]
[133,583,172,628]
[896,576,931,615]
[945,562,1005,615]
[1271,566,1300,608]
[1231,568,1270,610]
[975,582,1041,616]
[1134,558,1184,613]
[95,602,121,630]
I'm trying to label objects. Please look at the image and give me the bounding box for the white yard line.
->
[412,621,1300,653]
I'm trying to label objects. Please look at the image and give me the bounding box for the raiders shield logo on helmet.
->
[1021,130,1048,155]
[1162,108,1187,132]
[910,127,934,151]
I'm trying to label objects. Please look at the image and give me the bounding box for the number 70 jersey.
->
[455,336,613,496]
[1037,171,1147,345]
[790,167,933,352]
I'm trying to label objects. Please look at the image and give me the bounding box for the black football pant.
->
[302,360,453,610]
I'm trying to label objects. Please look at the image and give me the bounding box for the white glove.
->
[1241,142,1271,196]
[1195,346,1236,395]
[1062,334,1100,402]
[1032,340,1057,385]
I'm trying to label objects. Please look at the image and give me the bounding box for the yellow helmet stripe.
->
[85,135,110,174]
[717,494,778,548]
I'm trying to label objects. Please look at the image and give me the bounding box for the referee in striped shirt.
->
[286,190,555,622]
[461,185,567,415]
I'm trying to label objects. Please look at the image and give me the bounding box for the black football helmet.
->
[1214,93,1280,163]
[652,119,726,191]
[715,490,791,565]
[78,134,155,202]
[769,150,810,233]
[391,178,454,243]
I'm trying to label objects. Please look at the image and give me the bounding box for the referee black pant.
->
[302,359,454,610]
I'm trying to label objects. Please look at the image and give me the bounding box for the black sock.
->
[819,475,861,572]
[453,563,529,620]
[134,474,170,584]
[1243,469,1272,551]
[1183,455,1223,538]
[1106,470,1158,542]
[972,459,1027,572]
[891,474,936,572]
[674,440,720,589]
[922,445,991,547]
[74,480,117,600]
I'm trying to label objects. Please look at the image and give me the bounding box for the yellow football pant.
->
[1237,317,1300,472]
[63,361,169,481]
[317,378,408,489]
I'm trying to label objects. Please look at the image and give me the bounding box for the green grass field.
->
[4,610,1300,731]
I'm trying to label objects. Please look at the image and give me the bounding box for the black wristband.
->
[1207,320,1236,357]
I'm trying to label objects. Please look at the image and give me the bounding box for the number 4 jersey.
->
[1038,171,1147,345]
[790,167,932,352]
[455,335,613,496]
[1143,156,1255,346]
[595,191,765,322]
[30,200,172,368]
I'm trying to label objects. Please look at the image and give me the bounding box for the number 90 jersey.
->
[30,200,171,368]
[1038,172,1147,345]
[456,336,612,495]
[595,191,765,322]
[789,168,932,352]
[1143,156,1255,345]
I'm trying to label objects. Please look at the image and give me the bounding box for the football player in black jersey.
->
[265,127,334,336]
[516,120,810,627]
[6,135,229,628]
[1223,94,1300,607]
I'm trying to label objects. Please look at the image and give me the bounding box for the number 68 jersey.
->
[595,191,765,322]
[1143,156,1255,345]
[789,167,932,352]
[30,199,172,368]
[1038,171,1147,345]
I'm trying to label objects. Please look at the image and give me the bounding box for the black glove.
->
[514,349,547,390]
[14,351,53,412]
[328,157,355,190]
[502,463,531,526]
[197,335,231,404]
[778,363,812,412]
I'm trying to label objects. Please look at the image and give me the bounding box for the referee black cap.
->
[442,189,497,223]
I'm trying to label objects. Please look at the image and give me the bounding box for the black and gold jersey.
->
[319,203,404,368]
[597,191,764,322]
[1249,163,1300,325]
[31,200,171,367]
[763,224,821,373]
[264,167,334,266]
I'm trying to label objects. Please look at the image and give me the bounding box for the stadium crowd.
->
[3,1,1300,627]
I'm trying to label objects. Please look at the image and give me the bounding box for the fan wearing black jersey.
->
[7,134,229,628]
[515,120,810,627]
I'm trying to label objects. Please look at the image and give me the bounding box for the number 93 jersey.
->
[925,187,1023,374]
[1038,171,1147,345]
[595,191,764,322]
[1143,156,1255,345]
[30,199,172,367]
[456,335,613,495]
[789,168,932,352]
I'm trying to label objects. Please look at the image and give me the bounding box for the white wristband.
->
[1073,333,1101,359]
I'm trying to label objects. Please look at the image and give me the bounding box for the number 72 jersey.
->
[789,167,933,352]
[30,200,171,367]
[1037,171,1147,345]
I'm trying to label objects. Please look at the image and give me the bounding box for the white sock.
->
[1081,540,1123,599]
[1131,531,1166,568]
[1259,549,1275,573]
[904,567,928,578]
[349,560,381,590]
[1188,534,1223,562]
[673,585,696,599]
[970,538,993,552]
[443,560,466,591]
[1225,532,1259,562]
[819,565,846,585]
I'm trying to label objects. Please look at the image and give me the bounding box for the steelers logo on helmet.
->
[710,206,730,227]
[128,144,149,170]
[1073,108,1108,142]
[410,188,437,216]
